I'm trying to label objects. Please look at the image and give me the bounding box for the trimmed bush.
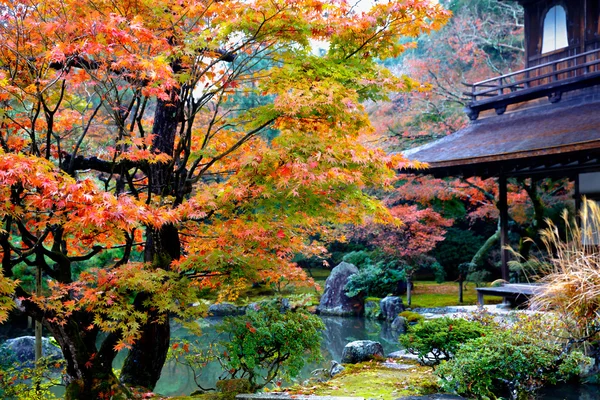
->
[399,317,488,366]
[436,330,590,399]
[218,301,324,390]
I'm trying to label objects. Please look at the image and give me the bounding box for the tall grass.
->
[530,198,600,351]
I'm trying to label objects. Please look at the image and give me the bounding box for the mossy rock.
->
[216,378,252,400]
[291,362,439,399]
[400,311,425,324]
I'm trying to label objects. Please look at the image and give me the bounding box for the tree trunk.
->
[471,226,501,267]
[45,316,127,399]
[120,93,182,389]
[35,265,42,361]
[406,277,412,306]
[120,225,180,390]
[118,302,170,389]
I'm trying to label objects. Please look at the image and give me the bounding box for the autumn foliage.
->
[0,0,450,396]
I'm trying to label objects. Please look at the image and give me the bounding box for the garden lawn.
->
[402,281,500,308]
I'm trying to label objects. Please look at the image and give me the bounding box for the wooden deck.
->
[476,283,545,307]
[463,48,600,120]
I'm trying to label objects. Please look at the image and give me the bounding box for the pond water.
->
[538,384,600,400]
[9,315,600,398]
[144,315,600,399]
[146,316,403,396]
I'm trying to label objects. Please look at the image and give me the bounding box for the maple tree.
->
[0,0,450,397]
[395,174,573,278]
[347,195,453,304]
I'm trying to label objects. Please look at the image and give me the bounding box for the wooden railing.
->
[463,48,600,119]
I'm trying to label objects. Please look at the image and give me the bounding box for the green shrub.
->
[342,250,374,268]
[345,262,405,298]
[436,330,590,399]
[218,301,324,390]
[431,261,446,284]
[399,317,488,366]
[433,227,486,280]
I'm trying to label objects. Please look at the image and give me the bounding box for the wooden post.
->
[575,173,581,218]
[499,175,509,282]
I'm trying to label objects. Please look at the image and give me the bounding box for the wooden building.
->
[403,0,600,281]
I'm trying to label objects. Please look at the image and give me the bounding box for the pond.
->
[146,316,403,396]
[144,315,600,399]
[7,314,600,398]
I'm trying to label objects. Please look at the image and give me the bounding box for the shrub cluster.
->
[399,317,488,366]
[399,314,591,399]
[437,330,588,399]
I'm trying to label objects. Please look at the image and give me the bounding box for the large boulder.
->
[341,340,384,364]
[396,396,466,400]
[380,296,405,321]
[391,316,408,334]
[317,262,363,316]
[208,303,245,317]
[0,336,63,364]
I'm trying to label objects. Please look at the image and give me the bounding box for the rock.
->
[395,395,466,400]
[216,378,252,400]
[0,336,63,364]
[391,316,408,334]
[341,340,384,364]
[364,299,382,320]
[387,350,419,362]
[246,298,290,314]
[317,262,363,316]
[387,349,439,366]
[380,296,405,321]
[308,368,330,383]
[381,362,412,370]
[330,360,345,377]
[279,297,291,312]
[208,302,245,317]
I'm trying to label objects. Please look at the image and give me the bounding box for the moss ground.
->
[288,362,439,400]
[403,281,501,308]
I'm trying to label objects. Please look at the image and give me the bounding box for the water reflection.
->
[538,384,600,399]
[148,316,600,399]
[151,316,402,396]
